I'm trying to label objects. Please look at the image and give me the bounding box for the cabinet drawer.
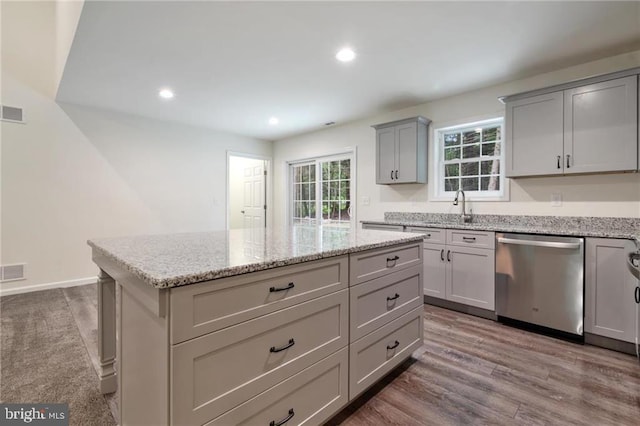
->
[350,242,423,286]
[349,307,423,400]
[405,227,445,244]
[206,348,348,426]
[350,265,422,342]
[447,229,495,249]
[362,223,404,231]
[170,256,348,343]
[171,290,348,425]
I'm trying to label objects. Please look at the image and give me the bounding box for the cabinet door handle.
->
[557,155,561,169]
[462,236,476,242]
[440,249,444,261]
[425,233,431,238]
[387,293,400,301]
[447,250,451,262]
[566,154,571,168]
[270,282,294,292]
[390,170,394,180]
[387,340,400,350]
[270,409,295,426]
[395,170,398,180]
[270,338,295,353]
[635,287,639,304]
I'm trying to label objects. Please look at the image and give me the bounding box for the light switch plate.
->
[551,193,562,207]
[361,196,370,206]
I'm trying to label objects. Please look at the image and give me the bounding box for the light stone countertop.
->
[88,226,424,289]
[362,213,640,247]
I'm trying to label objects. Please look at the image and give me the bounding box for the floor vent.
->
[1,264,26,282]
[1,105,25,124]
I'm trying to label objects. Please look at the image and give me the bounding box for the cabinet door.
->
[376,127,396,184]
[585,238,637,343]
[505,92,564,177]
[564,76,638,174]
[423,243,446,299]
[395,122,418,183]
[446,246,495,310]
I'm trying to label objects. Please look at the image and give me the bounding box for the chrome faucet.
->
[453,189,472,223]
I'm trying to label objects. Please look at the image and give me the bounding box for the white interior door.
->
[242,162,265,229]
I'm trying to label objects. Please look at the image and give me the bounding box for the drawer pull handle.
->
[390,170,394,180]
[387,293,400,301]
[447,250,451,262]
[387,340,400,350]
[270,338,295,353]
[440,249,444,261]
[270,409,295,426]
[270,282,294,292]
[425,233,431,238]
[566,154,571,168]
[635,286,639,304]
[557,155,561,169]
[386,255,400,266]
[395,170,398,180]
[462,237,476,242]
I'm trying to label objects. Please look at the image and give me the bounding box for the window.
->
[290,154,354,227]
[433,118,506,200]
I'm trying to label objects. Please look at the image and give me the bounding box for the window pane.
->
[322,163,329,180]
[301,166,309,182]
[308,201,316,218]
[463,130,480,145]
[322,202,330,220]
[461,162,479,176]
[463,144,480,159]
[482,126,500,142]
[444,133,460,146]
[310,165,316,181]
[302,183,309,200]
[444,147,460,160]
[482,143,496,156]
[294,167,301,183]
[461,177,479,191]
[330,181,339,200]
[330,201,339,220]
[322,181,329,199]
[481,159,500,175]
[445,164,459,177]
[309,183,316,200]
[340,160,350,179]
[342,181,350,201]
[444,178,459,191]
[481,176,500,191]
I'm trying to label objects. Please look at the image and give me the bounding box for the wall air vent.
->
[0,105,25,123]
[1,263,26,282]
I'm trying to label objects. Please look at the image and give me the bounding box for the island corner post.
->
[97,268,117,394]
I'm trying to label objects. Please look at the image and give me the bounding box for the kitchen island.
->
[88,226,425,425]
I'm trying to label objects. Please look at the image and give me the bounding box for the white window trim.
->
[285,147,357,228]
[430,117,510,202]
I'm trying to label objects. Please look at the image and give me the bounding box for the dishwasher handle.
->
[497,237,581,250]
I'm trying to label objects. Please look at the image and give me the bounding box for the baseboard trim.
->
[0,276,98,297]
[424,296,497,320]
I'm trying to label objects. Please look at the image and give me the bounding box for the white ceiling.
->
[57,1,640,141]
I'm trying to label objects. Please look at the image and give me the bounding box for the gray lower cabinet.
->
[504,73,639,177]
[421,229,496,311]
[373,116,430,184]
[585,238,638,343]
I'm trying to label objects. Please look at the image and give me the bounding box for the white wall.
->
[273,50,640,227]
[0,2,272,294]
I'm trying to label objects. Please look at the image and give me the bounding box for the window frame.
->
[286,149,356,228]
[431,117,509,201]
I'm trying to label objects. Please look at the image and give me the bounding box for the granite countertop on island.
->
[362,212,640,246]
[87,226,424,289]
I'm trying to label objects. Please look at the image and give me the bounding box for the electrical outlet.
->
[361,196,370,206]
[551,193,562,207]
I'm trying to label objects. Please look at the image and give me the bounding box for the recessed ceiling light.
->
[268,117,279,125]
[336,47,356,62]
[158,88,174,99]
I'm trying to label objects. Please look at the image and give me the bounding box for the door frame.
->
[226,151,272,231]
[284,147,357,228]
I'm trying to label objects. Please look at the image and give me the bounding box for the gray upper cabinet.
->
[506,92,564,177]
[564,76,638,174]
[373,116,430,184]
[503,70,639,177]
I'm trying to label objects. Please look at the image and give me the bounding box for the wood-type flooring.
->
[330,304,640,425]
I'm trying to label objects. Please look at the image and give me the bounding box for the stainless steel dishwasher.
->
[496,233,584,337]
